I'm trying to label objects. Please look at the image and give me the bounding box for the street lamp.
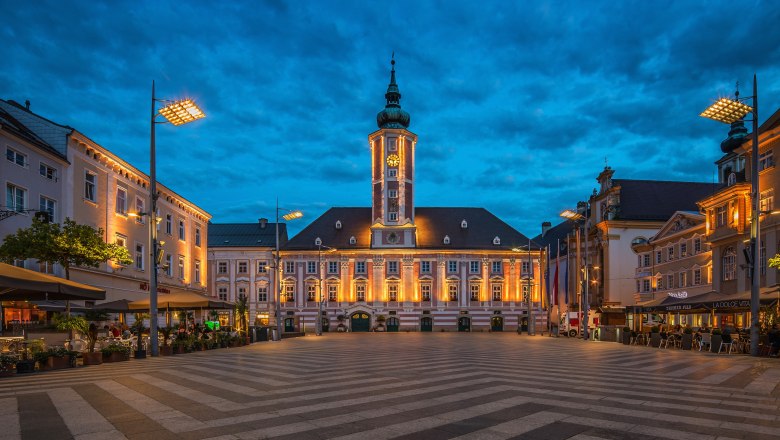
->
[700,76,760,356]
[561,208,589,341]
[274,199,303,341]
[512,239,535,336]
[316,242,337,336]
[148,81,205,357]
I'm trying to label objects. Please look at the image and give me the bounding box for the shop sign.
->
[667,290,688,299]
[139,283,170,294]
[666,304,691,311]
[712,300,750,308]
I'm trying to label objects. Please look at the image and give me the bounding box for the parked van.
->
[559,310,599,337]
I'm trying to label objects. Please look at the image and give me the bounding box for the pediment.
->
[652,211,704,241]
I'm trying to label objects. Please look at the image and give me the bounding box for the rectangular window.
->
[195,226,201,247]
[656,251,662,264]
[656,276,663,290]
[388,189,398,198]
[115,187,127,215]
[388,169,397,178]
[258,286,268,302]
[178,255,185,279]
[6,147,25,167]
[237,287,247,300]
[522,285,529,302]
[679,272,687,287]
[447,260,458,273]
[387,261,398,274]
[693,269,702,285]
[667,246,674,260]
[135,197,145,224]
[420,261,431,274]
[716,205,727,227]
[448,284,458,301]
[421,283,431,301]
[760,189,774,213]
[356,284,366,301]
[165,214,172,235]
[165,254,173,276]
[307,284,316,301]
[388,212,398,222]
[470,284,480,301]
[39,163,56,180]
[237,261,248,273]
[356,261,366,274]
[694,238,702,254]
[284,285,294,302]
[328,261,338,274]
[642,254,650,267]
[84,171,96,202]
[217,261,228,274]
[492,284,502,301]
[328,285,337,302]
[642,279,650,292]
[521,261,530,274]
[759,150,775,171]
[194,260,201,283]
[469,261,480,273]
[135,243,144,270]
[39,196,55,221]
[115,234,127,265]
[666,274,674,289]
[285,261,295,274]
[492,261,502,273]
[388,284,398,301]
[218,287,228,301]
[178,219,185,241]
[307,261,317,274]
[680,243,687,258]
[257,261,268,273]
[6,183,26,212]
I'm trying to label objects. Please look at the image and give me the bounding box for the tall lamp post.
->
[274,200,303,341]
[147,81,205,357]
[700,76,760,356]
[561,208,589,341]
[316,243,337,336]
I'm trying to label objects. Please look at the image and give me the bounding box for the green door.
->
[350,313,371,332]
[386,317,400,332]
[284,318,295,333]
[458,317,471,332]
[491,316,504,332]
[421,317,433,332]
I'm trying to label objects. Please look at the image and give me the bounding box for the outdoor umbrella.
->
[128,291,233,310]
[92,299,136,312]
[0,262,105,301]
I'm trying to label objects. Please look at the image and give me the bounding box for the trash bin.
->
[248,326,257,343]
[269,328,277,341]
[257,327,269,342]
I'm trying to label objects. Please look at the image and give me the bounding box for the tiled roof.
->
[532,220,576,256]
[0,107,66,160]
[284,207,538,250]
[613,180,718,221]
[208,222,288,248]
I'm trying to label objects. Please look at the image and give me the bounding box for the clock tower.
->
[370,56,417,248]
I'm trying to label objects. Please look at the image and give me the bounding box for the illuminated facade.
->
[0,99,211,307]
[278,60,543,333]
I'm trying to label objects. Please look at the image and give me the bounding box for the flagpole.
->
[556,238,561,338]
[546,244,552,336]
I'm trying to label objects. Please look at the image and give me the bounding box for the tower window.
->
[389,212,398,221]
[388,169,397,178]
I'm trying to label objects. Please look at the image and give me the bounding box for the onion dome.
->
[376,55,411,129]
[720,90,749,153]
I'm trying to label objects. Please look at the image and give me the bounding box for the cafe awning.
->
[129,291,234,310]
[0,263,105,301]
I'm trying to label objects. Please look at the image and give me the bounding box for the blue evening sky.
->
[3,0,780,238]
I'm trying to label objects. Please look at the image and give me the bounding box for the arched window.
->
[722,247,736,281]
[443,235,451,245]
[349,236,356,245]
[492,236,501,245]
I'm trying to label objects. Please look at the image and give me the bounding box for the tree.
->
[0,217,131,279]
[235,293,249,337]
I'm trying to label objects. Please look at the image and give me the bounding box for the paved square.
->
[0,334,778,439]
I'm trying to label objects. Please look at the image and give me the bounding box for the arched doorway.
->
[520,316,528,333]
[284,318,295,333]
[421,316,433,332]
[491,316,504,332]
[386,317,400,332]
[350,312,371,332]
[458,316,471,332]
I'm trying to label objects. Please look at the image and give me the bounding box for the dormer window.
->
[493,236,501,245]
[335,220,342,230]
[315,237,322,246]
[349,236,356,245]
[461,219,468,229]
[443,235,451,245]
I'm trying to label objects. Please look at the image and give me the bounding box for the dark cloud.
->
[3,0,779,237]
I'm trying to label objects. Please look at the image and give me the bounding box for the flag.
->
[544,244,550,308]
[553,242,559,306]
[563,241,569,305]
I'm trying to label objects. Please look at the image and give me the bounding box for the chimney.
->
[541,221,551,236]
[259,218,268,228]
[25,100,30,110]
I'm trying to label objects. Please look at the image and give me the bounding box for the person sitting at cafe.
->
[721,326,733,344]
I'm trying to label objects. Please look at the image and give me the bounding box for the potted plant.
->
[101,342,131,362]
[711,328,723,353]
[650,325,661,347]
[375,315,386,332]
[159,327,174,356]
[336,314,346,332]
[43,347,77,370]
[622,326,631,345]
[681,327,694,350]
[0,354,17,377]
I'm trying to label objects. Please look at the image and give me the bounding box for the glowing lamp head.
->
[159,99,206,126]
[560,209,584,220]
[700,98,753,124]
[282,210,303,221]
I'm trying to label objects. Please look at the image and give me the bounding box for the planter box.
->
[622,332,631,345]
[159,346,173,356]
[46,356,73,370]
[15,360,35,374]
[650,332,661,348]
[82,352,103,366]
[681,334,693,350]
[103,352,129,363]
[711,335,723,353]
[0,365,16,377]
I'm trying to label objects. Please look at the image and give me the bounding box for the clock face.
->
[386,154,400,167]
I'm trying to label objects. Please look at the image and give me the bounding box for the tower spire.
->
[376,53,410,129]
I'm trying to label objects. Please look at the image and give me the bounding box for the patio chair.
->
[719,335,736,354]
[700,333,712,351]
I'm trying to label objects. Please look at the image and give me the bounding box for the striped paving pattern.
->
[0,334,778,439]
